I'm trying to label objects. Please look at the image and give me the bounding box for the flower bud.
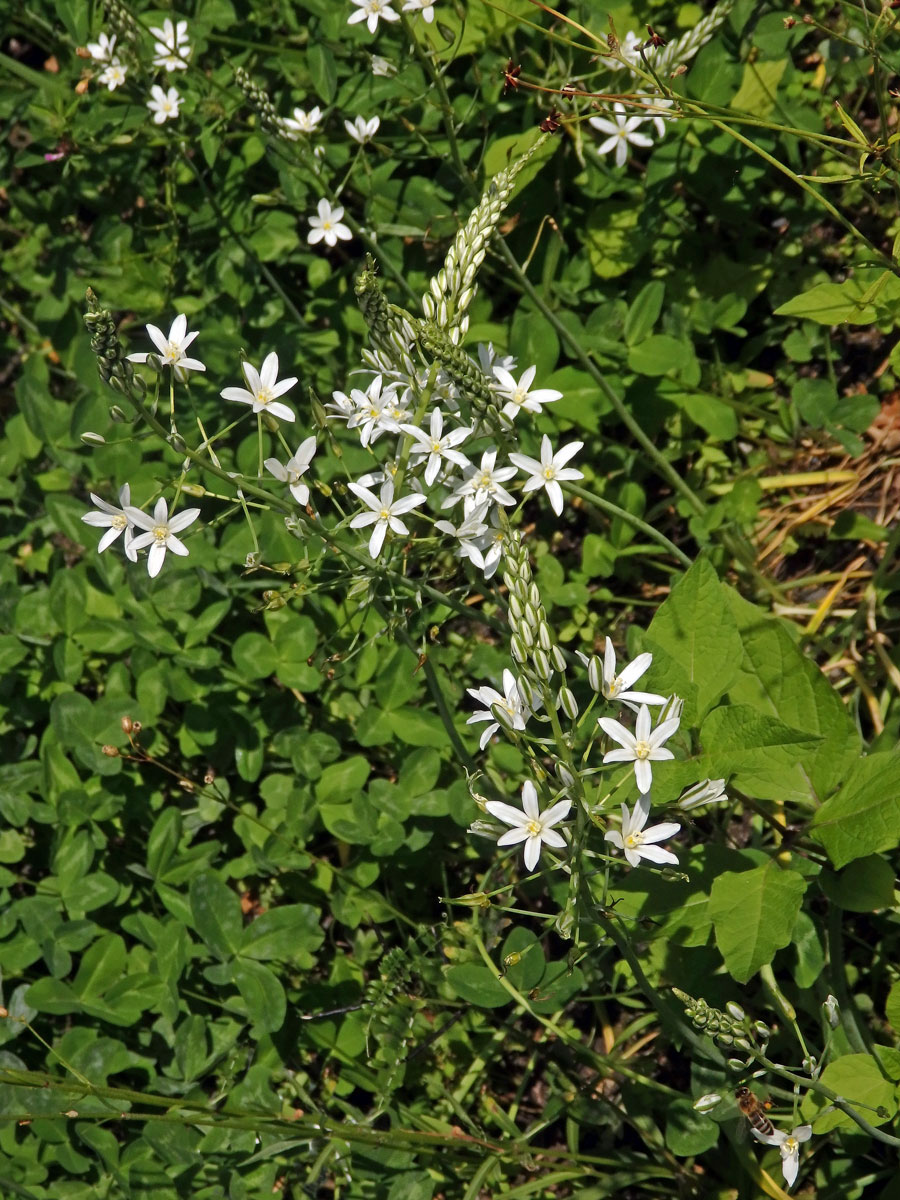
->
[557,763,575,788]
[550,645,567,673]
[109,405,129,423]
[538,621,554,652]
[531,647,552,681]
[693,1093,722,1113]
[80,431,106,445]
[557,687,579,720]
[510,634,528,663]
[726,1002,746,1023]
[587,655,602,693]
[823,995,840,1028]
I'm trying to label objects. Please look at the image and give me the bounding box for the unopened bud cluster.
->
[355,256,416,374]
[104,0,139,42]
[673,988,768,1051]
[422,134,548,345]
[234,66,280,132]
[503,531,571,716]
[414,321,502,421]
[83,288,144,396]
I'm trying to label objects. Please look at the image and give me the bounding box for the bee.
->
[735,1086,775,1138]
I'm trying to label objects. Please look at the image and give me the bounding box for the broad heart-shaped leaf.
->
[809,754,900,868]
[189,873,243,961]
[232,959,286,1033]
[708,864,807,983]
[726,590,859,801]
[800,1054,897,1132]
[643,557,742,723]
[699,704,822,800]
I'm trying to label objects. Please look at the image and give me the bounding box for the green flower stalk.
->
[655,0,735,74]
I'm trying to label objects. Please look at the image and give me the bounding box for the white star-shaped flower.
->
[401,409,471,486]
[753,1125,812,1190]
[434,501,490,570]
[589,103,654,167]
[345,115,380,144]
[442,449,516,510]
[467,668,531,750]
[127,314,205,383]
[604,793,680,868]
[598,702,680,793]
[150,18,191,70]
[147,85,181,124]
[347,0,400,35]
[125,498,200,578]
[591,637,667,708]
[509,435,583,516]
[281,106,323,137]
[86,32,116,61]
[402,0,436,20]
[221,352,297,423]
[492,364,562,421]
[347,376,403,447]
[264,436,317,505]
[81,483,138,561]
[347,480,426,558]
[308,198,352,247]
[98,60,127,90]
[486,781,570,871]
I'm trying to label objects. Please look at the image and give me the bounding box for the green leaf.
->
[665,1099,719,1157]
[308,41,338,102]
[699,704,822,796]
[585,200,648,279]
[233,959,286,1032]
[190,873,243,960]
[627,335,693,377]
[774,273,900,325]
[801,1054,896,1131]
[239,904,323,965]
[624,281,665,346]
[644,558,743,722]
[174,1014,209,1082]
[730,59,788,117]
[810,754,900,867]
[886,981,900,1033]
[316,755,370,804]
[443,963,510,1009]
[726,590,860,799]
[819,855,895,911]
[72,934,127,1000]
[708,864,807,982]
[49,570,88,635]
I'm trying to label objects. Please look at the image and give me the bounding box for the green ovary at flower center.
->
[256,386,273,405]
[152,525,168,543]
[624,832,643,849]
[633,740,651,760]
[163,343,181,363]
[542,467,555,480]
[378,508,391,522]
[112,514,127,531]
[526,819,542,836]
